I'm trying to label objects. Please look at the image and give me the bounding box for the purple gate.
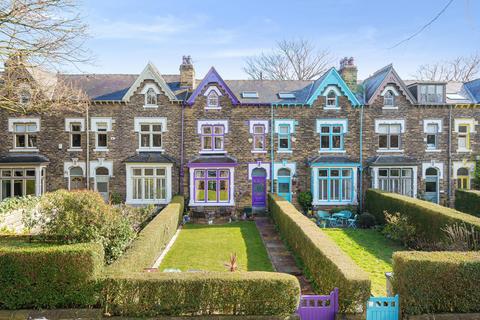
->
[297,288,339,320]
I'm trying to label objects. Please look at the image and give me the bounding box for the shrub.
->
[30,190,135,264]
[297,191,312,214]
[357,212,376,228]
[330,205,358,214]
[0,239,103,309]
[455,189,480,217]
[366,189,480,243]
[442,222,480,251]
[393,251,480,315]
[109,192,123,205]
[102,271,299,317]
[382,211,417,248]
[106,196,184,274]
[117,204,158,232]
[268,194,370,313]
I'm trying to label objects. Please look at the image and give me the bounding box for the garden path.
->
[255,216,314,294]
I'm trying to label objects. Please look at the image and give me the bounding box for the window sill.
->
[382,106,398,110]
[143,105,158,109]
[277,150,293,154]
[9,148,39,153]
[318,150,346,153]
[67,148,83,152]
[324,106,341,110]
[251,150,267,154]
[376,149,404,153]
[456,149,472,153]
[199,150,227,154]
[137,148,165,153]
[205,107,221,110]
[126,199,170,205]
[313,200,357,206]
[425,149,442,153]
[188,200,235,207]
[94,148,109,152]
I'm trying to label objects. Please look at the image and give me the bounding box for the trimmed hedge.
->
[455,189,480,217]
[393,251,480,315]
[268,194,370,313]
[0,239,103,309]
[366,189,480,242]
[105,195,184,274]
[102,271,300,317]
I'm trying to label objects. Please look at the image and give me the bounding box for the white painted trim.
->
[188,167,235,207]
[8,118,40,132]
[376,149,405,153]
[273,162,296,179]
[197,120,229,134]
[249,120,269,133]
[318,150,347,154]
[65,118,85,132]
[9,148,39,153]
[90,160,113,177]
[316,119,348,133]
[452,161,475,179]
[91,117,113,132]
[140,82,161,95]
[454,118,477,133]
[370,166,418,198]
[203,86,222,97]
[375,119,405,133]
[137,147,165,153]
[248,163,270,180]
[67,148,83,152]
[380,85,400,96]
[274,119,297,133]
[125,163,173,205]
[423,119,443,133]
[322,85,342,96]
[64,161,86,178]
[422,161,444,179]
[134,117,167,132]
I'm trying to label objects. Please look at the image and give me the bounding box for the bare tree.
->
[0,0,91,69]
[414,53,480,82]
[243,39,333,80]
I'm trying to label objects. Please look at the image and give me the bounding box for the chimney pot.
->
[180,55,195,89]
[339,56,358,92]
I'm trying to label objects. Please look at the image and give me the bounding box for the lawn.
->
[159,221,273,272]
[323,228,404,296]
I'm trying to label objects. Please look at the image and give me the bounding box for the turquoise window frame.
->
[317,168,353,203]
[319,124,344,151]
[278,124,291,151]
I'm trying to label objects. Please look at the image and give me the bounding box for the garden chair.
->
[316,210,330,228]
[347,214,358,228]
[317,210,338,227]
[335,210,353,227]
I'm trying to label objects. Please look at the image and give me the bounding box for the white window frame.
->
[69,122,83,150]
[423,120,442,151]
[204,86,222,109]
[8,118,40,152]
[134,117,167,152]
[141,83,161,108]
[322,85,342,110]
[0,166,45,200]
[371,166,418,198]
[380,86,400,109]
[126,163,172,205]
[375,120,405,153]
[188,167,235,207]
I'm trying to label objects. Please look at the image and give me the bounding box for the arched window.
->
[207,90,219,108]
[326,90,337,108]
[145,88,157,106]
[384,90,395,107]
[457,167,470,190]
[278,168,291,177]
[69,166,84,190]
[252,167,267,177]
[425,167,438,176]
[96,167,109,176]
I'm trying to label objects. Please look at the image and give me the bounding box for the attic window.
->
[145,88,157,106]
[19,89,31,105]
[241,91,258,99]
[278,92,295,99]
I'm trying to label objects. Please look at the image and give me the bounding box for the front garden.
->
[160,222,273,272]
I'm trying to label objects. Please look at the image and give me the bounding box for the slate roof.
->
[362,64,392,102]
[367,155,418,166]
[123,152,176,164]
[0,153,50,164]
[465,79,480,103]
[308,155,359,165]
[188,155,237,165]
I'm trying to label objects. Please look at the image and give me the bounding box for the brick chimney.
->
[180,55,195,89]
[339,57,358,92]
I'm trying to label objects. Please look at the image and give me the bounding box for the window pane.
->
[2,180,12,199]
[202,126,212,134]
[219,170,229,178]
[97,123,107,132]
[425,181,436,192]
[144,169,154,176]
[28,135,37,148]
[342,169,351,177]
[140,134,150,147]
[390,124,401,134]
[426,124,438,133]
[72,134,82,147]
[390,169,400,176]
[254,135,264,150]
[319,179,328,200]
[330,179,339,200]
[278,182,290,193]
[140,124,150,132]
[390,135,399,148]
[203,136,212,149]
[458,125,468,133]
[279,125,289,134]
[402,169,412,177]
[332,135,341,149]
[321,126,330,133]
[330,169,340,177]
[427,134,436,148]
[318,169,328,177]
[133,169,142,176]
[152,124,162,132]
[458,137,466,149]
[219,180,228,202]
[207,170,217,178]
[156,168,166,176]
[332,126,342,133]
[321,136,330,149]
[97,182,108,193]
[378,124,388,134]
[253,125,264,134]
[214,126,224,134]
[156,178,166,200]
[214,136,223,149]
[195,180,205,201]
[16,135,26,147]
[15,124,26,132]
[279,137,289,149]
[144,178,154,199]
[97,133,107,147]
[14,170,24,177]
[1,170,12,177]
[195,170,205,178]
[207,180,217,201]
[152,134,162,147]
[26,170,35,177]
[13,180,23,196]
[133,178,142,199]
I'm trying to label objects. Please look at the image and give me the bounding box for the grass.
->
[323,228,404,296]
[159,221,273,272]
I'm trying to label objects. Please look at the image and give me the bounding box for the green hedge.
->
[268,194,370,313]
[0,239,103,309]
[393,251,480,315]
[366,189,480,242]
[105,196,184,274]
[102,271,300,317]
[455,189,480,217]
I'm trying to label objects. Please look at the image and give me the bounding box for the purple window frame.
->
[201,125,224,151]
[193,169,230,203]
[252,124,266,151]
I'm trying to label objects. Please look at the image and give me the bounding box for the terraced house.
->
[1,56,479,212]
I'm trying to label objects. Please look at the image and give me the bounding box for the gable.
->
[307,68,360,106]
[122,62,179,102]
[365,66,416,105]
[187,67,239,106]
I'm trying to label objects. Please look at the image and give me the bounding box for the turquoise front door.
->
[424,167,439,204]
[277,168,292,202]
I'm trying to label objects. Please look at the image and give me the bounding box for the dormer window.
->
[418,85,444,104]
[145,88,157,106]
[326,90,337,108]
[383,90,395,108]
[207,91,219,108]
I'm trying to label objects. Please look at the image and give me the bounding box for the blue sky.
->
[80,0,480,80]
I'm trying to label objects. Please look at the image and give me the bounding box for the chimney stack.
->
[339,57,358,92]
[180,55,195,89]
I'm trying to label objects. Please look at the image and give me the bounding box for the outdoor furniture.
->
[347,214,358,228]
[317,210,339,227]
[316,210,330,228]
[333,210,353,226]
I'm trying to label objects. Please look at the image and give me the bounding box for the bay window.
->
[193,169,230,203]
[132,167,167,201]
[378,168,413,197]
[0,168,37,200]
[317,168,352,203]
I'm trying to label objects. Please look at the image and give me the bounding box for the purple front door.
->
[251,168,267,208]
